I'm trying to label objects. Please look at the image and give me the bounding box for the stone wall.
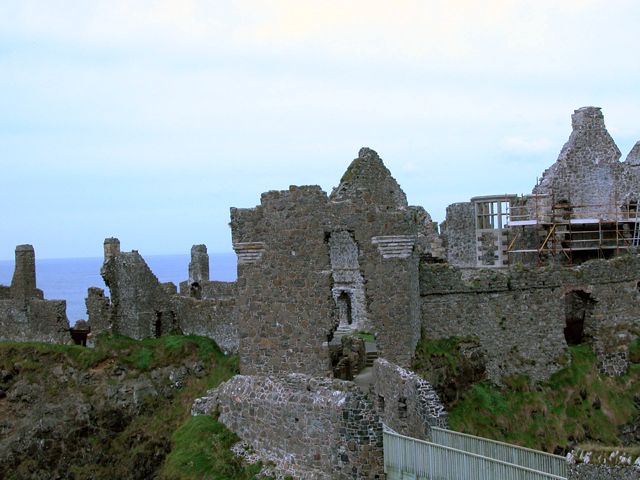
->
[568,448,640,479]
[10,244,41,303]
[85,287,113,333]
[443,202,476,268]
[231,186,337,376]
[192,374,384,480]
[99,239,177,340]
[330,336,366,381]
[373,359,449,440]
[230,148,426,376]
[170,295,238,355]
[0,245,70,344]
[89,238,238,353]
[420,254,640,383]
[568,464,640,480]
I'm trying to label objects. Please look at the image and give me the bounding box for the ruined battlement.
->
[10,244,42,302]
[103,237,120,259]
[86,240,239,354]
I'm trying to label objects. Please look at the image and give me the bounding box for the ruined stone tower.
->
[0,245,69,343]
[187,244,209,299]
[10,244,40,304]
[230,148,425,376]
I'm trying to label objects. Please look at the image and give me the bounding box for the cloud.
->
[2,0,638,79]
[501,136,553,154]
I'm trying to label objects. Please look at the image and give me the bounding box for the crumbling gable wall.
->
[420,254,640,382]
[99,238,177,340]
[90,239,238,353]
[0,245,70,344]
[192,374,384,480]
[445,107,640,268]
[230,148,426,376]
[534,107,639,214]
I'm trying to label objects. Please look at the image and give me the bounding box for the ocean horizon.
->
[0,253,237,326]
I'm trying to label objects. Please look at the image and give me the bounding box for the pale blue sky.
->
[2,1,640,260]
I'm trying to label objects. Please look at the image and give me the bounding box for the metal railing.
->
[384,430,567,480]
[431,427,567,478]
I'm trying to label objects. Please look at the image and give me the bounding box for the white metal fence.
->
[383,430,567,480]
[431,427,567,478]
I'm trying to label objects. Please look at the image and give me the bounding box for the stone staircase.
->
[334,325,353,336]
[365,349,378,367]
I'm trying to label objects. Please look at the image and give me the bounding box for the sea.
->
[0,253,237,327]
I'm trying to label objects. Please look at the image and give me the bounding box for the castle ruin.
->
[3,106,640,478]
[0,245,70,343]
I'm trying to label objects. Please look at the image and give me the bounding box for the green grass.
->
[348,331,376,343]
[413,333,477,374]
[162,416,263,480]
[1,335,250,480]
[0,334,231,376]
[445,344,640,453]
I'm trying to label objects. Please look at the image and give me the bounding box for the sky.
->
[2,0,640,260]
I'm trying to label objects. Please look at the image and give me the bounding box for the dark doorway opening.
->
[564,290,594,346]
[155,312,163,338]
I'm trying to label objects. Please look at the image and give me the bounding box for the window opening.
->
[155,312,163,338]
[476,201,510,229]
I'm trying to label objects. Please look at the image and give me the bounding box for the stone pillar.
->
[10,244,37,303]
[104,238,120,260]
[189,244,210,284]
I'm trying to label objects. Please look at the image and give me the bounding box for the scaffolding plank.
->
[569,218,600,224]
[506,220,537,226]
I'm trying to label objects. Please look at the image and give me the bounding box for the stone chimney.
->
[104,238,120,260]
[571,106,605,130]
[10,244,37,303]
[189,244,210,285]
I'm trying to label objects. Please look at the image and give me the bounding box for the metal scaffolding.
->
[506,193,639,266]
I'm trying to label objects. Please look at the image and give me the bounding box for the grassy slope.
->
[415,336,640,454]
[0,335,262,480]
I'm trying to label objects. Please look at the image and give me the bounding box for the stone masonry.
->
[373,358,449,440]
[420,254,640,383]
[0,245,70,344]
[446,107,640,269]
[534,107,639,214]
[87,238,238,354]
[230,148,433,376]
[192,374,384,480]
